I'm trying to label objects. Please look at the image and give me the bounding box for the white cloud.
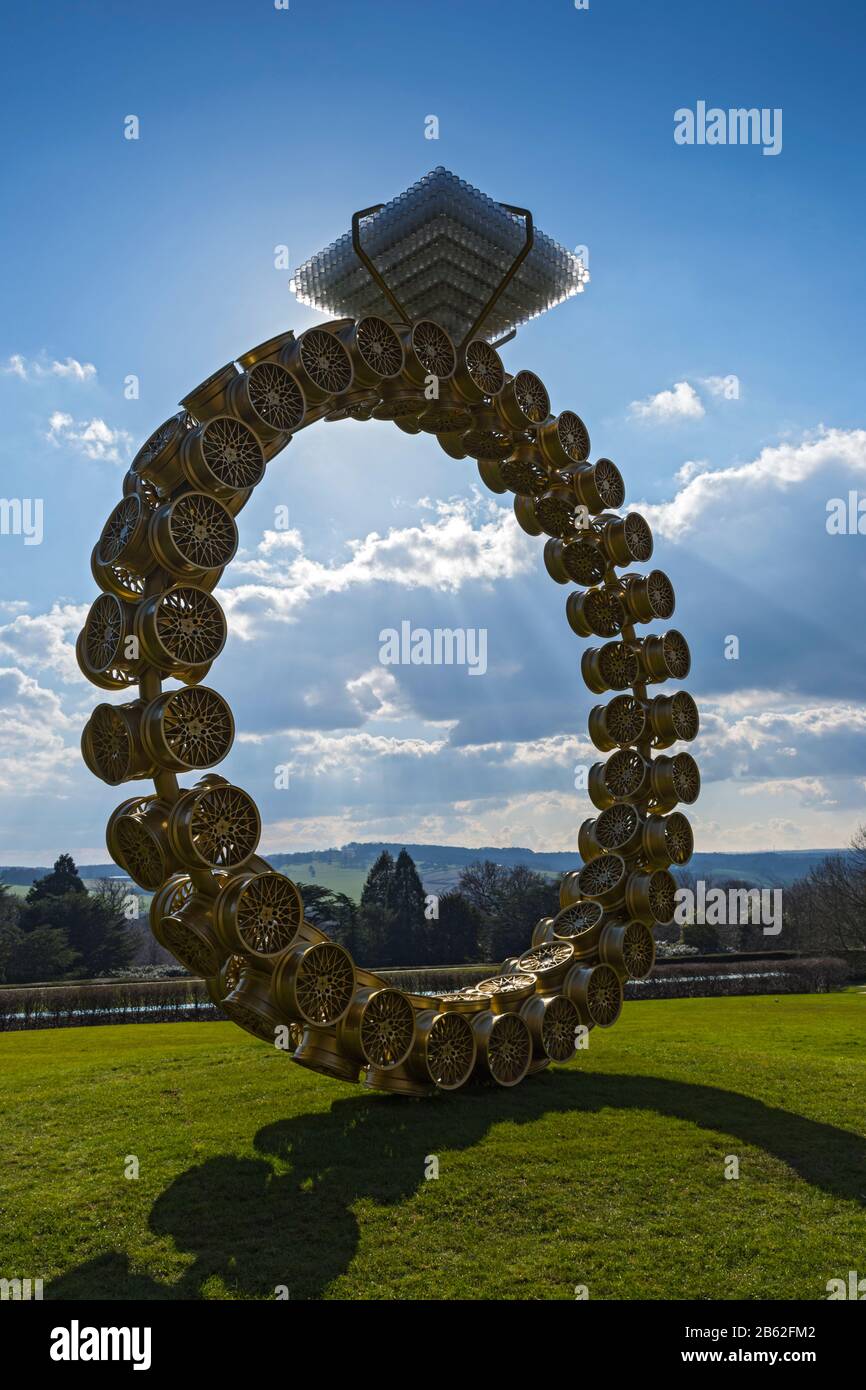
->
[238,721,596,792]
[456,732,595,766]
[637,424,866,539]
[46,357,97,382]
[675,459,708,483]
[243,728,448,779]
[444,790,581,851]
[345,667,413,722]
[696,692,866,748]
[629,380,705,423]
[4,354,97,383]
[45,412,133,464]
[687,812,812,851]
[3,354,28,381]
[223,495,533,635]
[738,776,836,807]
[700,374,738,399]
[258,788,583,856]
[725,701,866,749]
[255,527,304,557]
[690,691,866,796]
[0,602,88,683]
[0,667,79,792]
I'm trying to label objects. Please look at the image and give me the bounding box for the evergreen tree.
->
[0,883,22,982]
[26,853,86,903]
[6,925,78,982]
[19,879,135,978]
[358,851,396,965]
[0,880,20,927]
[83,881,138,974]
[0,920,23,983]
[360,850,395,908]
[391,848,427,964]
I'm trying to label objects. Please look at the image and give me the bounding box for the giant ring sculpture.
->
[78,170,700,1096]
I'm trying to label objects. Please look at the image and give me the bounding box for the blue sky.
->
[1,0,865,862]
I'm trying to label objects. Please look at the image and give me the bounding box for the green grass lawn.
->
[0,992,863,1300]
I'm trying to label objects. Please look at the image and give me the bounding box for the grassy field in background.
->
[3,863,442,901]
[4,878,133,900]
[0,992,863,1300]
[1,864,372,908]
[285,863,370,900]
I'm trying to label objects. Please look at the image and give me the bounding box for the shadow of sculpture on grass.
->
[47,1068,866,1300]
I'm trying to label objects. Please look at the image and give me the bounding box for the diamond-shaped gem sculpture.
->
[289,166,589,343]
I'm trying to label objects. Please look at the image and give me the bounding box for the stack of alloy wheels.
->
[79,316,700,1096]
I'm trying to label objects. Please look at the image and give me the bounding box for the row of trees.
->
[4,826,864,982]
[0,846,547,981]
[780,826,866,954]
[311,834,866,967]
[0,855,135,983]
[664,826,866,956]
[655,872,778,954]
[300,849,560,967]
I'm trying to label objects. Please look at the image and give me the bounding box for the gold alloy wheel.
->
[80,315,701,1095]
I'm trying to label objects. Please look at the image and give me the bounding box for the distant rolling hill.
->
[2,843,849,901]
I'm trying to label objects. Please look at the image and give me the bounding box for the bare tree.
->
[783,826,866,954]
